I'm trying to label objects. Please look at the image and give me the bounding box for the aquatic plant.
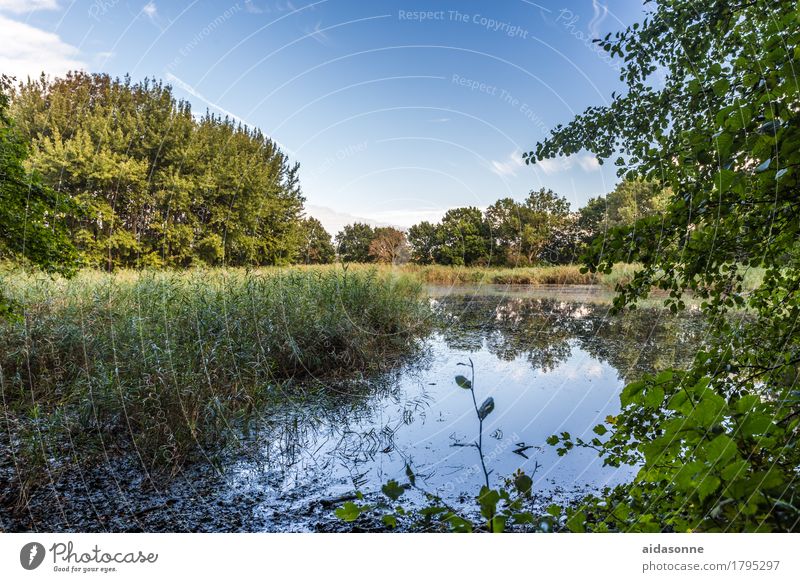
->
[335,361,548,532]
[0,267,430,504]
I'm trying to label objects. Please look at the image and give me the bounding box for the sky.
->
[0,0,647,232]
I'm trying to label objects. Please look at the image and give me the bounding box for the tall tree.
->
[0,75,76,314]
[517,188,571,265]
[335,222,375,263]
[407,221,438,265]
[298,216,335,264]
[528,0,800,531]
[435,207,490,266]
[368,227,408,264]
[10,72,304,269]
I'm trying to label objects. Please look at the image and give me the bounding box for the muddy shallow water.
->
[1,285,707,532]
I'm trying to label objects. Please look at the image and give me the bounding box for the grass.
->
[392,263,641,287]
[0,266,430,500]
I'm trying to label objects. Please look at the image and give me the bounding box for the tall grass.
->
[394,263,635,286]
[0,267,430,494]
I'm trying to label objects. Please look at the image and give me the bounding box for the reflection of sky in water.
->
[232,288,705,523]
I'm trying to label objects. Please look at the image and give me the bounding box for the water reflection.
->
[236,286,706,527]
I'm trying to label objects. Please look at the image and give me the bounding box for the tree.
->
[528,0,800,531]
[407,221,438,264]
[368,227,408,264]
[1,75,76,314]
[435,207,490,266]
[335,222,375,263]
[298,217,335,264]
[577,179,670,254]
[10,72,304,269]
[484,197,524,266]
[517,188,571,265]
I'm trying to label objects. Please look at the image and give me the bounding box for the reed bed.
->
[0,267,430,489]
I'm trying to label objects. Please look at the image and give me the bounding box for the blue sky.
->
[0,0,646,231]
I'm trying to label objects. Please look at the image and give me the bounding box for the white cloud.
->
[143,1,157,20]
[0,0,58,13]
[577,154,601,172]
[305,204,397,234]
[0,14,86,81]
[536,153,601,175]
[489,150,525,178]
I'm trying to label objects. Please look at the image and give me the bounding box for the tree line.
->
[1,70,667,272]
[332,180,668,267]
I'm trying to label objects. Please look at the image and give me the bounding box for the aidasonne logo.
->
[20,541,158,573]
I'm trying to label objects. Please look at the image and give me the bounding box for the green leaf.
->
[697,475,721,501]
[739,412,774,437]
[477,487,500,520]
[644,385,665,408]
[381,479,405,501]
[455,375,472,389]
[566,510,586,533]
[693,392,726,425]
[620,381,645,407]
[477,397,495,420]
[490,515,506,533]
[445,514,473,532]
[381,514,398,528]
[335,502,364,522]
[514,473,533,495]
[404,464,416,487]
[593,424,608,436]
[702,434,738,465]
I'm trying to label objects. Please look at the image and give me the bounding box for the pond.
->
[4,285,707,532]
[228,285,707,530]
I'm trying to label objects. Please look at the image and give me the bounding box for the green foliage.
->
[1,267,430,499]
[530,0,800,532]
[335,222,375,263]
[297,217,335,264]
[0,75,77,313]
[405,189,580,267]
[9,72,304,269]
[406,221,438,264]
[434,207,491,266]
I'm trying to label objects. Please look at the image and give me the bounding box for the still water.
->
[232,285,707,529]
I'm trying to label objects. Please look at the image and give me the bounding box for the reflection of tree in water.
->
[435,296,706,382]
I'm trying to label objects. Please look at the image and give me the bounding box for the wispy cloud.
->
[244,0,297,14]
[577,154,601,172]
[143,1,157,18]
[0,0,58,13]
[142,1,162,27]
[0,14,85,81]
[489,150,525,178]
[536,153,601,175]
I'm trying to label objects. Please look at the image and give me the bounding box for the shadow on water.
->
[229,285,707,529]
